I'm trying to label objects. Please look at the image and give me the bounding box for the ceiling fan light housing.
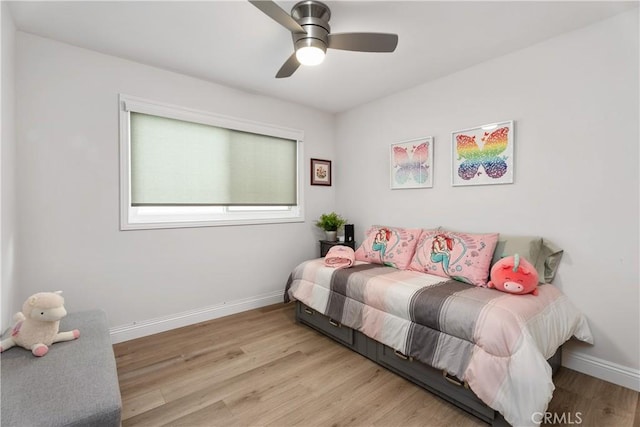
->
[295,39,326,66]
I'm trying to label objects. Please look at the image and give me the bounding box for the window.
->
[119,95,304,230]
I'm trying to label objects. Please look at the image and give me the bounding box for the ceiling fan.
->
[249,0,399,78]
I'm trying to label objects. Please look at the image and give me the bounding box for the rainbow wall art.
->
[451,120,514,186]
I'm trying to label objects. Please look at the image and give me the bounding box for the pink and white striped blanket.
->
[285,259,593,427]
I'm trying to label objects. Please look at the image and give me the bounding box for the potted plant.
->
[315,212,347,241]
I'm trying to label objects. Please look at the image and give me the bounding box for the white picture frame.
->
[390,137,434,189]
[451,120,514,186]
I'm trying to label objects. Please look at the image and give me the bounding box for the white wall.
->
[14,32,336,336]
[1,3,17,332]
[336,10,639,383]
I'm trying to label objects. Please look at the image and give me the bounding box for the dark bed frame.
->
[295,301,562,427]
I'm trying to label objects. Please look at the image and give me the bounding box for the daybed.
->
[285,226,593,427]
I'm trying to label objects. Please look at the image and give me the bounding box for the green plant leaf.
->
[315,212,347,231]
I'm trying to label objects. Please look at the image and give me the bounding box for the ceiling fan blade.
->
[276,53,300,78]
[328,33,398,52]
[249,1,306,34]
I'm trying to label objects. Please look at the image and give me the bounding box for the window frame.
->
[119,94,305,230]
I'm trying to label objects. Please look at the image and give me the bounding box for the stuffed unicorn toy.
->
[488,254,539,296]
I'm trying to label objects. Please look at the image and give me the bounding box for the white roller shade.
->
[130,112,297,206]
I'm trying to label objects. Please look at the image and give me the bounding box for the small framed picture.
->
[390,137,434,189]
[310,158,332,186]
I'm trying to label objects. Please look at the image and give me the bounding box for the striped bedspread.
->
[285,259,593,427]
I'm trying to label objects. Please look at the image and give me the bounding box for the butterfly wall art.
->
[451,120,514,186]
[390,137,434,189]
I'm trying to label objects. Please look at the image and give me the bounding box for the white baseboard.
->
[563,349,640,391]
[109,290,284,344]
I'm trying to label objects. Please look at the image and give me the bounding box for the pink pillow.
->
[354,225,422,269]
[408,229,499,286]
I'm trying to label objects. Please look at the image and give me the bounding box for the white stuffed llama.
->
[0,291,80,357]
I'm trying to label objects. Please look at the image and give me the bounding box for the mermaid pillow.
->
[354,225,422,270]
[408,229,499,287]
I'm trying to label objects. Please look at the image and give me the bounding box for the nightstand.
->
[319,240,356,257]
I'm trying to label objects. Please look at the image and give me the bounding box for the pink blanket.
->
[324,245,355,269]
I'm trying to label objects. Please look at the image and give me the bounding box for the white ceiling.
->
[8,1,638,113]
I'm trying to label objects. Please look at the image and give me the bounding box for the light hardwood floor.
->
[114,303,639,426]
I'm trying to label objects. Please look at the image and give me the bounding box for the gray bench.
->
[1,310,122,426]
